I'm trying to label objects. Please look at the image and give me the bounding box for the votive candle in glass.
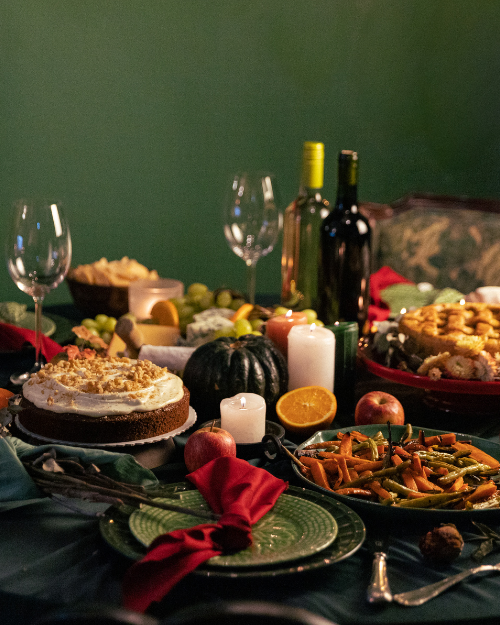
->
[128,278,184,321]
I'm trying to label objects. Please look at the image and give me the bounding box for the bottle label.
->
[302,142,324,189]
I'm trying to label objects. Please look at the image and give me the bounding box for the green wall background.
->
[2,1,500,308]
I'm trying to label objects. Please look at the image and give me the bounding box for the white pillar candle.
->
[287,324,335,392]
[220,393,266,444]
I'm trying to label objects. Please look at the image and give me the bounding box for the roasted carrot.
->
[425,433,457,446]
[393,446,411,458]
[446,476,464,492]
[348,469,359,481]
[318,452,371,467]
[412,474,444,492]
[298,456,323,468]
[338,456,351,484]
[310,461,333,491]
[411,452,422,473]
[391,454,404,466]
[369,480,391,500]
[401,469,418,491]
[452,442,500,469]
[339,433,353,456]
[352,460,384,473]
[463,481,498,504]
[322,459,340,477]
[334,488,372,496]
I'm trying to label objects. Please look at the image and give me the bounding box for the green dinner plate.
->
[128,491,338,567]
[99,483,366,578]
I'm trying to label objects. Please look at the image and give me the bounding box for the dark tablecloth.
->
[2,305,500,625]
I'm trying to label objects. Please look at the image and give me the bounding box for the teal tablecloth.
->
[1,434,500,625]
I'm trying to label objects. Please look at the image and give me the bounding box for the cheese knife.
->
[366,533,393,604]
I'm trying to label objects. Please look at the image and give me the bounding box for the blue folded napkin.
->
[0,436,158,508]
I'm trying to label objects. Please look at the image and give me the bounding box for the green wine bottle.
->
[318,150,371,330]
[280,141,330,310]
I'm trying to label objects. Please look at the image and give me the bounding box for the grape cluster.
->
[273,306,324,326]
[80,314,117,345]
[170,283,246,333]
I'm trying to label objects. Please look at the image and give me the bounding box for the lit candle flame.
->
[309,323,316,332]
[460,299,465,305]
[400,308,407,315]
[240,397,246,409]
[285,309,292,318]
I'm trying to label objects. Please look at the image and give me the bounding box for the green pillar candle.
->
[326,322,359,415]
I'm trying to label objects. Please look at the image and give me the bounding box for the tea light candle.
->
[266,310,308,357]
[220,393,266,444]
[128,278,184,321]
[287,324,335,391]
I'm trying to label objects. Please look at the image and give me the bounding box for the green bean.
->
[382,478,422,497]
[437,464,491,485]
[396,491,471,508]
[416,450,460,464]
[427,460,461,473]
[339,460,411,490]
[399,423,413,445]
[453,449,472,459]
[367,438,379,461]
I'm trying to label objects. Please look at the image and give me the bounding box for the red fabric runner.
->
[122,456,288,613]
[0,322,62,361]
[368,266,414,322]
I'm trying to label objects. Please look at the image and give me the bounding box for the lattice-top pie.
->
[398,303,500,358]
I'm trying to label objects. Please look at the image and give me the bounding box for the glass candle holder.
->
[128,278,184,321]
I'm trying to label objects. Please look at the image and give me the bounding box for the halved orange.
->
[0,388,14,410]
[150,300,180,327]
[230,303,254,323]
[276,386,337,436]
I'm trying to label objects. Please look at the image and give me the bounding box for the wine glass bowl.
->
[5,199,72,383]
[223,172,281,304]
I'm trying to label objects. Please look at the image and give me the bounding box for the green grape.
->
[101,331,113,344]
[94,314,109,329]
[313,319,325,327]
[250,330,263,336]
[187,283,208,298]
[302,309,318,324]
[199,291,215,309]
[169,297,186,309]
[250,318,264,331]
[75,337,86,346]
[214,327,236,339]
[230,298,246,311]
[177,305,195,319]
[103,316,117,333]
[88,327,100,337]
[216,290,232,308]
[274,306,289,316]
[234,318,253,337]
[81,318,99,330]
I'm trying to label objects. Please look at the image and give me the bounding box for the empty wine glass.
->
[223,172,281,304]
[5,199,72,384]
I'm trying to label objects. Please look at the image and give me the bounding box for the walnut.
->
[419,524,464,564]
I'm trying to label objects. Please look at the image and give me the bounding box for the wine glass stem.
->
[33,296,45,368]
[246,261,257,305]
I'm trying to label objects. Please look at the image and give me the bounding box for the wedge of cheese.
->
[108,323,180,357]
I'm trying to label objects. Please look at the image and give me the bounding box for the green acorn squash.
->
[183,334,288,419]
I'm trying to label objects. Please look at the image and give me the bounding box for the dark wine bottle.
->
[318,150,371,330]
[281,141,330,310]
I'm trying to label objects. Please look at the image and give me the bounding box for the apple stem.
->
[210,419,216,432]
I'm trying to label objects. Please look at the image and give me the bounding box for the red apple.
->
[184,426,237,472]
[354,391,405,426]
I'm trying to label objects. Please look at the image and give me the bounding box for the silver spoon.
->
[393,562,500,606]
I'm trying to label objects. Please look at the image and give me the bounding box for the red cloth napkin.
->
[122,456,288,613]
[368,266,414,322]
[0,322,62,361]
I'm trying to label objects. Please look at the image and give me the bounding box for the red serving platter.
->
[358,343,500,395]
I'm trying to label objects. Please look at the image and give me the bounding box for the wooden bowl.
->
[66,276,129,319]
